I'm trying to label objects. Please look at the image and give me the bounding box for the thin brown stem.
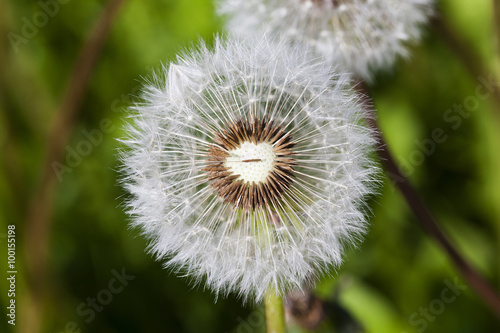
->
[493,0,500,93]
[23,1,125,332]
[494,0,500,63]
[355,81,500,319]
[492,0,500,293]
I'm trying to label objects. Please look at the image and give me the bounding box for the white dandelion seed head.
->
[120,35,378,301]
[218,0,434,81]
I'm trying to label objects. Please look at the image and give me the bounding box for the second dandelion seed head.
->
[219,0,434,81]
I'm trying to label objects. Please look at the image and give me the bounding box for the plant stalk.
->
[264,289,286,333]
[355,80,500,319]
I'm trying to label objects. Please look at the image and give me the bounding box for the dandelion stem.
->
[265,289,286,333]
[355,80,500,319]
[493,0,500,73]
[23,1,126,332]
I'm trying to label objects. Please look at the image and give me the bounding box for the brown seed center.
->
[203,117,297,211]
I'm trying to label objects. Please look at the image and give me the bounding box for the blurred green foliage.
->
[1,0,500,332]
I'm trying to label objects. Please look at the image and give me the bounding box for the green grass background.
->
[1,0,500,332]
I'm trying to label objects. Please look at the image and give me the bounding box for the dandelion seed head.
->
[218,0,434,81]
[120,36,378,301]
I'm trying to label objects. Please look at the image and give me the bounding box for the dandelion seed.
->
[218,0,434,81]
[120,36,378,301]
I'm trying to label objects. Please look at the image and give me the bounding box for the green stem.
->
[264,289,286,333]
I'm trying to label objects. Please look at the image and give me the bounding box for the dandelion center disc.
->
[225,142,276,184]
[203,117,297,211]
